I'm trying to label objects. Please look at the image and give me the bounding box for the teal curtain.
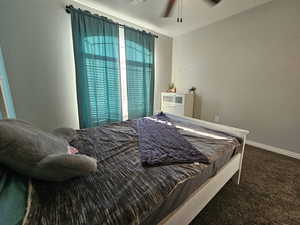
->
[0,48,27,225]
[70,8,122,128]
[0,47,16,119]
[0,167,27,225]
[124,28,155,119]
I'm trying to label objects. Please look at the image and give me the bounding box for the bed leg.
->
[236,135,246,185]
[231,172,240,185]
[237,170,241,185]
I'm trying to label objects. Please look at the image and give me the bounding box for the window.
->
[124,27,155,120]
[82,35,122,126]
[119,28,129,121]
[70,7,154,128]
[119,27,155,121]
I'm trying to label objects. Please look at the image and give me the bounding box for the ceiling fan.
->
[163,0,222,18]
[131,0,222,23]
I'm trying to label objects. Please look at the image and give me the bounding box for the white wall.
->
[0,0,172,131]
[172,0,300,154]
[154,36,173,113]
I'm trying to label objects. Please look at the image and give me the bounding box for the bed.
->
[20,113,249,225]
[156,114,249,225]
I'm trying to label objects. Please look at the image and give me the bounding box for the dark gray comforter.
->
[24,119,240,225]
[136,113,209,166]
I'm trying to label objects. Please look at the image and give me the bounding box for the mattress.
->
[24,117,241,225]
[143,119,242,225]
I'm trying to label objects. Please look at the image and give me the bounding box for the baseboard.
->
[246,140,300,160]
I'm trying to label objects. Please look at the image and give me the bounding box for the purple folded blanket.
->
[136,113,209,166]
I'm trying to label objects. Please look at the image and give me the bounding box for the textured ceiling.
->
[73,0,273,37]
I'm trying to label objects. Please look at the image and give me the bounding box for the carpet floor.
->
[190,145,300,225]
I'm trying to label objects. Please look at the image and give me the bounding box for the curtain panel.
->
[0,48,26,225]
[70,8,122,128]
[0,48,16,119]
[124,28,155,120]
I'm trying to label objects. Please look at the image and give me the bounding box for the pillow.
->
[53,127,76,142]
[0,119,97,181]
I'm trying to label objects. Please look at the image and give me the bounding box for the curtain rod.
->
[65,5,158,38]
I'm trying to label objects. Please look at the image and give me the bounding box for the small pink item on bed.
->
[68,146,79,154]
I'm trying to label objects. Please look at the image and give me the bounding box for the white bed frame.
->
[159,113,249,225]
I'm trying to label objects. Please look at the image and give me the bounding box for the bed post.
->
[237,135,247,185]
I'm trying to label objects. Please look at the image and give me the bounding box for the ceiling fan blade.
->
[162,0,177,17]
[204,0,222,7]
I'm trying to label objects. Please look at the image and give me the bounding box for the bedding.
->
[144,118,242,225]
[136,113,209,166]
[23,117,241,225]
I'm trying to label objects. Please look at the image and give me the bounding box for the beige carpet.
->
[190,145,300,225]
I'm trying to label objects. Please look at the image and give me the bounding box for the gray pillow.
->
[53,127,77,142]
[0,119,97,181]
